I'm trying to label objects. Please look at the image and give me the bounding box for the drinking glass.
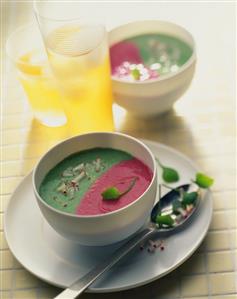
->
[34,3,114,134]
[6,23,67,127]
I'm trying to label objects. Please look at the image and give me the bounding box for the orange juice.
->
[17,50,66,127]
[46,24,114,134]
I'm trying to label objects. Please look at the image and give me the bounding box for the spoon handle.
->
[54,227,155,299]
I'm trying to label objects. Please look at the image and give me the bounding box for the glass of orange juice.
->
[34,4,114,134]
[6,24,67,127]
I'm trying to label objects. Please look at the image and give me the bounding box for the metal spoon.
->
[55,183,201,299]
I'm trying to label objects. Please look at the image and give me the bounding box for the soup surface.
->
[110,33,193,81]
[39,148,153,215]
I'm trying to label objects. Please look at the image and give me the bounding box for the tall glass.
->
[34,4,114,134]
[6,24,67,127]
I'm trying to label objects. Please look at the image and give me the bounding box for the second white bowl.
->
[109,20,196,117]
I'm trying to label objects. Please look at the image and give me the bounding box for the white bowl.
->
[109,20,196,117]
[33,132,157,246]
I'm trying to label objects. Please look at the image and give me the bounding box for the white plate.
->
[4,140,212,292]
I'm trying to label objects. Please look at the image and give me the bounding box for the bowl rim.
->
[109,19,197,85]
[32,132,157,219]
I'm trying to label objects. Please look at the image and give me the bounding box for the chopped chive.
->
[73,163,84,173]
[71,171,85,184]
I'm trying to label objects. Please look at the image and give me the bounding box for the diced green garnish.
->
[131,69,140,80]
[194,173,214,189]
[182,191,198,206]
[156,214,174,227]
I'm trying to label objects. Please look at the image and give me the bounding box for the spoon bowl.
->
[150,183,201,233]
[55,183,202,299]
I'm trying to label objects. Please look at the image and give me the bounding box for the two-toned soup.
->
[39,148,152,215]
[110,33,193,82]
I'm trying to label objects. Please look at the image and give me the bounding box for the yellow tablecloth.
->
[1,2,236,299]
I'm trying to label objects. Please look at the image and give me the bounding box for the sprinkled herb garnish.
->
[102,177,138,200]
[156,158,180,183]
[56,158,107,208]
[194,173,214,189]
